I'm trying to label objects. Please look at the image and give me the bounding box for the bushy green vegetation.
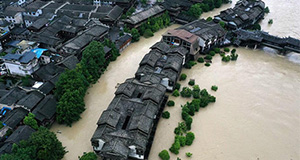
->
[224,48,230,52]
[205,62,211,67]
[174,122,187,136]
[187,4,203,18]
[188,79,195,86]
[264,6,270,13]
[219,21,225,28]
[0,52,7,57]
[180,87,192,98]
[204,55,212,60]
[143,28,154,38]
[172,89,180,97]
[55,40,120,126]
[162,111,170,119]
[0,127,66,160]
[21,75,31,87]
[169,136,181,154]
[175,82,181,90]
[167,100,175,107]
[211,85,218,91]
[185,61,197,69]
[268,19,273,24]
[185,132,195,146]
[23,113,38,130]
[197,57,204,63]
[214,48,221,53]
[186,152,193,157]
[179,74,187,81]
[206,17,213,21]
[79,152,97,160]
[209,51,216,56]
[159,150,170,160]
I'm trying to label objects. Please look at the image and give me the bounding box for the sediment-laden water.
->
[51,0,300,159]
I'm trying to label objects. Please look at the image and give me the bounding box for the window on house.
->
[122,115,131,129]
[137,93,142,98]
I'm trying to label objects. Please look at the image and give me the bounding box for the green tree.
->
[172,89,180,97]
[197,57,204,63]
[143,28,154,38]
[56,89,86,126]
[211,85,218,91]
[162,111,170,119]
[175,82,181,90]
[264,6,270,13]
[177,136,186,147]
[159,150,170,160]
[167,100,175,107]
[188,79,195,86]
[179,74,187,81]
[0,127,66,160]
[23,113,38,130]
[169,137,181,154]
[186,132,195,146]
[131,28,140,42]
[79,152,97,160]
[187,4,203,18]
[219,21,226,28]
[185,116,193,130]
[206,17,213,21]
[186,152,193,157]
[180,87,192,98]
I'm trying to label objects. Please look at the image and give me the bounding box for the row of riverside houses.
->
[214,0,265,29]
[90,19,226,160]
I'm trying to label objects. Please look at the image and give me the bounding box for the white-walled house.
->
[1,51,40,76]
[3,6,24,24]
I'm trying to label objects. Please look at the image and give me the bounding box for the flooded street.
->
[51,0,300,159]
[50,24,180,160]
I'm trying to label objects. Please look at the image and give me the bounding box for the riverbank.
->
[50,24,180,160]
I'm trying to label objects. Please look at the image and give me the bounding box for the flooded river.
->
[149,0,300,159]
[51,0,300,159]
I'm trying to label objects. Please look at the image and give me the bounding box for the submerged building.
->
[162,19,227,58]
[91,78,168,160]
[214,0,265,29]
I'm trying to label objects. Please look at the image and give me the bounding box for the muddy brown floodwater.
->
[51,0,300,159]
[149,0,300,159]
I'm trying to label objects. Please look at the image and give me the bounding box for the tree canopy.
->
[0,127,66,160]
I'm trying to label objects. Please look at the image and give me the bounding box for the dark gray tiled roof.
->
[33,63,65,82]
[38,81,55,95]
[3,6,24,16]
[124,5,165,25]
[24,1,49,12]
[2,108,28,129]
[32,95,57,122]
[16,91,45,111]
[28,18,48,30]
[56,55,79,70]
[0,87,27,106]
[0,125,35,154]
